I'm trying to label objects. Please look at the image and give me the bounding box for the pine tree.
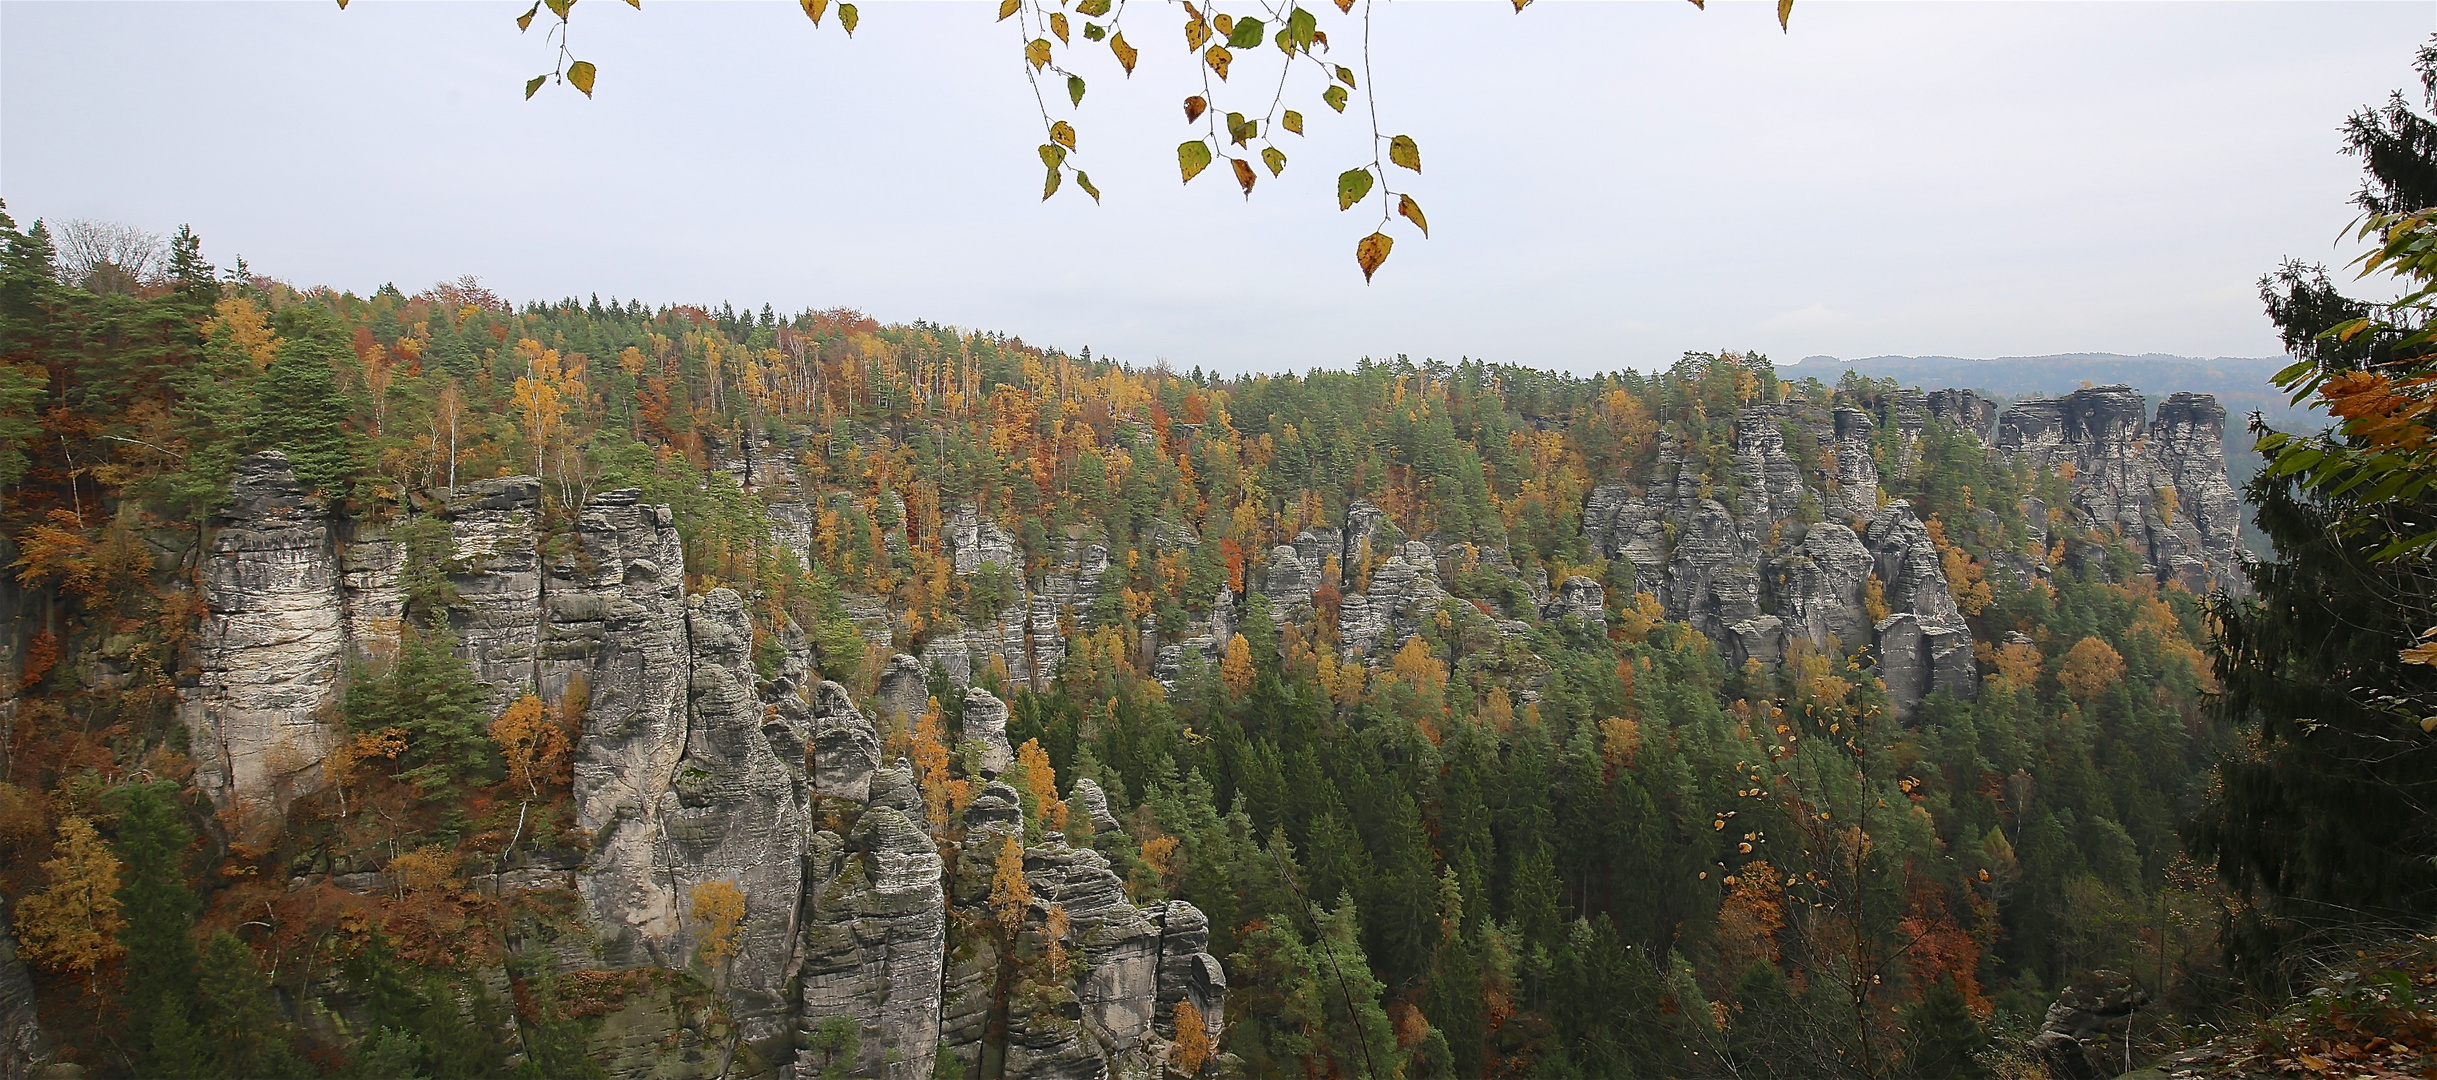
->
[107,783,203,1075]
[346,624,500,801]
[195,931,308,1079]
[1899,975,1989,1080]
[259,305,358,494]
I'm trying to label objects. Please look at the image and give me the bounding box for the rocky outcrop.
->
[175,454,1229,1080]
[0,907,50,1080]
[797,807,947,1080]
[962,688,1015,778]
[1580,398,1978,718]
[1996,386,2243,591]
[179,452,350,832]
[2025,971,2149,1080]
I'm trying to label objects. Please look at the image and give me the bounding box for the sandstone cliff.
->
[173,454,1226,1080]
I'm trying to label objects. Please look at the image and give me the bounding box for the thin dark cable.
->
[1264,841,1383,1080]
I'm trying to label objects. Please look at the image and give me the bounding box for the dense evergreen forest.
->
[0,34,2433,1080]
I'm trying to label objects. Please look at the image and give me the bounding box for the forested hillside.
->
[0,202,2248,1080]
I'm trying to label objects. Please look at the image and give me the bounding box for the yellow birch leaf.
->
[1356,231,1393,282]
[1389,134,1420,172]
[1178,140,1213,183]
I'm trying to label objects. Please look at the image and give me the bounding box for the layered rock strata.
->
[178,456,1227,1080]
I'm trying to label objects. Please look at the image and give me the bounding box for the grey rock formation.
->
[797,808,947,1080]
[177,454,1229,1080]
[1070,777,1122,837]
[180,452,349,833]
[2025,971,2149,1080]
[0,907,51,1080]
[1996,386,2243,591]
[961,688,1015,778]
[668,589,812,1068]
[1545,576,1606,626]
[875,653,928,734]
[1580,399,1979,718]
[808,681,880,805]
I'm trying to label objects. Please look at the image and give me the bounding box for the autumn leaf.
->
[1227,16,1264,48]
[1184,13,1210,51]
[1179,140,1213,183]
[517,2,541,31]
[1389,134,1420,172]
[1051,11,1070,42]
[1044,166,1062,200]
[1026,38,1052,69]
[1356,231,1393,282]
[1076,171,1100,202]
[1067,74,1086,106]
[1323,85,1348,112]
[1263,146,1287,176]
[1184,95,1207,122]
[1336,167,1373,210]
[1206,44,1232,79]
[1050,120,1076,150]
[1398,193,1428,236]
[808,0,833,24]
[567,60,597,97]
[1233,157,1257,197]
[1111,31,1138,73]
[838,4,857,33]
[1282,109,1304,135]
[525,74,547,99]
[1778,0,1793,31]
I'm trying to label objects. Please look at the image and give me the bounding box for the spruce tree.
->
[1899,975,1989,1080]
[195,931,308,1079]
[259,305,358,494]
[107,783,203,1076]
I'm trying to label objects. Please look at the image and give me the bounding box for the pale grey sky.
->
[2,1,2428,373]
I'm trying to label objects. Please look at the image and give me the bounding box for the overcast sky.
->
[2,1,2428,374]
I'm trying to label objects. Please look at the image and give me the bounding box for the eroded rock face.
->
[961,688,1015,779]
[1580,400,1978,718]
[179,460,1229,1080]
[797,808,947,1080]
[668,590,813,1067]
[1996,386,2243,591]
[179,452,349,832]
[0,907,51,1080]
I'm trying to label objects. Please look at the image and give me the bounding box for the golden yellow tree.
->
[1170,999,1214,1075]
[989,834,1031,933]
[491,692,570,799]
[14,817,126,975]
[1014,738,1068,834]
[1219,633,1255,694]
[2057,636,2126,702]
[690,880,747,965]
